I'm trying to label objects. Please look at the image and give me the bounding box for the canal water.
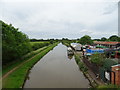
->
[24,43,90,88]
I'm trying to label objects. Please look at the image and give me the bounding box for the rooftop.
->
[94,41,120,45]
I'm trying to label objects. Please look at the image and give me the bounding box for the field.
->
[30,41,50,45]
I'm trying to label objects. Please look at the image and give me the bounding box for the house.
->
[111,64,120,85]
[94,41,120,48]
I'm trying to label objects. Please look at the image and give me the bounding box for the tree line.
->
[1,21,54,65]
[93,35,120,42]
[78,35,120,45]
[61,35,120,45]
[2,21,32,65]
[2,20,119,65]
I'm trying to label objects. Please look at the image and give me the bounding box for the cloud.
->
[1,0,119,39]
[103,3,118,15]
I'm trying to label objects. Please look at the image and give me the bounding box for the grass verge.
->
[97,84,120,89]
[74,54,88,73]
[3,46,47,76]
[62,42,70,47]
[2,43,58,88]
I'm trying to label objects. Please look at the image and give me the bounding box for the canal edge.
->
[74,52,98,88]
[21,43,59,88]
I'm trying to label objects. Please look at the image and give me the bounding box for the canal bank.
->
[24,43,90,88]
[74,51,105,88]
[2,43,58,88]
[62,43,104,88]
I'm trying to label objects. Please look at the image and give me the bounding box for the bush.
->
[74,55,88,72]
[2,21,32,65]
[90,53,105,66]
[102,58,118,70]
[78,62,88,72]
[31,42,50,50]
[74,55,80,64]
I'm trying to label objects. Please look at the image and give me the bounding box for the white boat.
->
[67,47,74,55]
[71,43,82,51]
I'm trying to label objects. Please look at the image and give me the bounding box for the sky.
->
[0,0,119,39]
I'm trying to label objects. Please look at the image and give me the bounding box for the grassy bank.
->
[74,54,88,73]
[3,46,47,76]
[3,43,58,88]
[74,54,98,87]
[30,41,50,45]
[61,42,70,47]
[97,84,120,88]
[63,43,70,47]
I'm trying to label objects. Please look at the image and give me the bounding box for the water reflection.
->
[24,43,90,88]
[67,54,74,60]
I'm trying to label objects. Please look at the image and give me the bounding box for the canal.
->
[24,43,90,88]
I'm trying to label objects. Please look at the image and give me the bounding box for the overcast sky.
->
[0,0,119,39]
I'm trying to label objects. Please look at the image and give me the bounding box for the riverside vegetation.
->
[1,20,58,88]
[3,43,58,88]
[2,20,56,67]
[2,20,120,88]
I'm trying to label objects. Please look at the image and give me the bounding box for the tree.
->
[90,53,105,66]
[101,37,107,41]
[79,35,93,45]
[93,39,101,41]
[109,35,119,41]
[2,20,32,65]
[118,37,120,42]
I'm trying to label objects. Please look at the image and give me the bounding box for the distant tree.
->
[62,38,68,41]
[93,39,101,41]
[49,39,54,44]
[101,37,107,41]
[118,37,120,42]
[109,35,119,41]
[79,35,93,45]
[30,39,37,42]
[38,39,44,41]
[55,39,59,42]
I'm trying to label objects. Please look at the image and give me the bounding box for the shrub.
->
[74,54,88,72]
[74,55,80,64]
[78,61,88,72]
[2,21,32,65]
[31,42,50,50]
[90,53,105,66]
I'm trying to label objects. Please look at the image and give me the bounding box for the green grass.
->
[2,46,47,76]
[74,54,88,72]
[3,43,58,88]
[74,54,80,64]
[62,42,70,47]
[97,84,120,89]
[30,41,49,46]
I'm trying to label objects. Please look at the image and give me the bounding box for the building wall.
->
[111,65,120,85]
